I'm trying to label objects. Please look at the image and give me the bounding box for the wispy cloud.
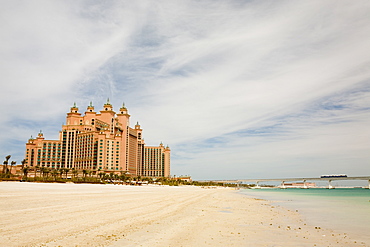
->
[1,0,369,179]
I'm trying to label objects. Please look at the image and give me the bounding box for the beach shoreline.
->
[239,187,370,245]
[0,182,367,246]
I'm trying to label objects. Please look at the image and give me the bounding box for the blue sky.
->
[1,0,369,180]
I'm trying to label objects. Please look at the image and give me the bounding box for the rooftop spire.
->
[87,101,95,112]
[38,130,44,138]
[70,102,79,113]
[119,102,128,115]
[135,121,141,129]
[102,98,113,111]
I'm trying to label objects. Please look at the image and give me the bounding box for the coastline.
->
[239,187,370,245]
[0,182,367,246]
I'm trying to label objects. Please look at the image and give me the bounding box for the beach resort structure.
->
[281,182,317,188]
[24,100,170,177]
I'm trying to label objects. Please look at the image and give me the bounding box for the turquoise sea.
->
[240,188,370,244]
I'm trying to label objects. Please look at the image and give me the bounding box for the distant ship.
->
[320,174,347,178]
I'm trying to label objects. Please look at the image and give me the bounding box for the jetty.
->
[201,176,370,189]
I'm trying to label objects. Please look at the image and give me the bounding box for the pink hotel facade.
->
[25,100,170,177]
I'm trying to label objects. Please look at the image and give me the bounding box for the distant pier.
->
[202,176,370,189]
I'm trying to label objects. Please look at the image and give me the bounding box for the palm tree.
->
[34,165,40,179]
[59,168,65,178]
[103,173,110,181]
[71,168,79,178]
[9,161,16,175]
[41,167,50,180]
[22,167,29,179]
[82,169,89,178]
[21,159,26,169]
[51,169,59,181]
[142,176,153,184]
[40,167,46,178]
[44,168,50,179]
[2,155,11,174]
[126,175,132,184]
[119,173,127,183]
[64,168,70,179]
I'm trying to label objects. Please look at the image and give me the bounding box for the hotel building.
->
[25,100,170,177]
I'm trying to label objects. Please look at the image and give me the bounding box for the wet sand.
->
[0,182,366,246]
[240,188,370,245]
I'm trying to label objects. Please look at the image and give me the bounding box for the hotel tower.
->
[25,100,170,177]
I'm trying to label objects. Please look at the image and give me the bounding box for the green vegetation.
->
[1,169,252,188]
[1,155,252,188]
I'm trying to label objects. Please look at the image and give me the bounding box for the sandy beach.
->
[0,182,367,247]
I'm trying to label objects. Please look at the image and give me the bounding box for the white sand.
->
[0,182,367,247]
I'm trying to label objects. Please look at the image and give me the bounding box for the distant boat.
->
[320,174,347,178]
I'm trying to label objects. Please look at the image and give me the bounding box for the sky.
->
[1,0,369,180]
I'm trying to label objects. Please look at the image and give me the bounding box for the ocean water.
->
[240,188,370,243]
